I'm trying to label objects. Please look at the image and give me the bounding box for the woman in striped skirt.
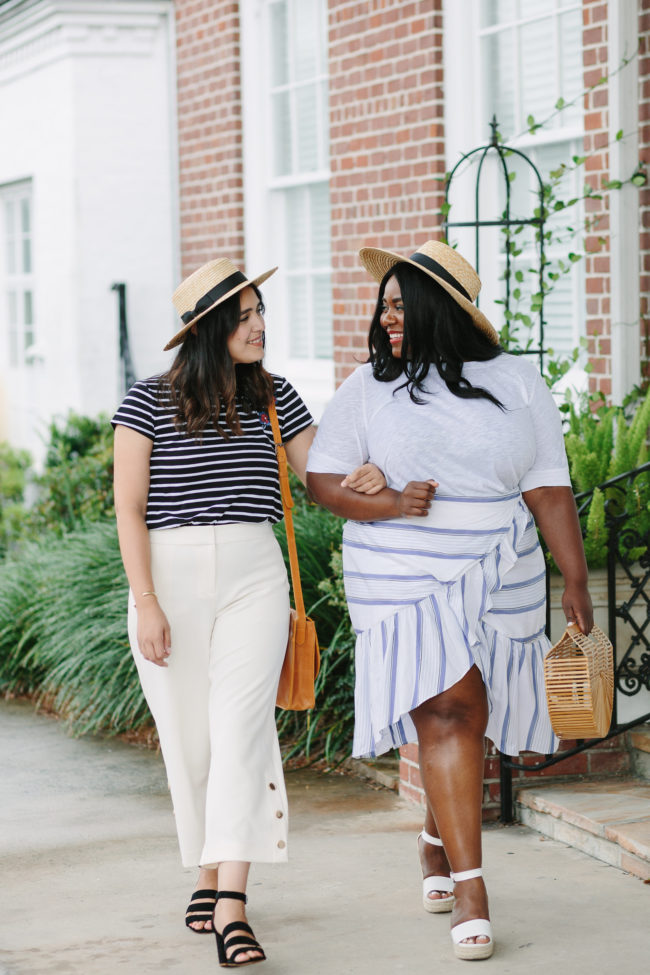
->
[306,239,593,961]
[112,257,384,967]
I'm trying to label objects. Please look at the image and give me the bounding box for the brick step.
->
[628,726,650,781]
[516,778,650,882]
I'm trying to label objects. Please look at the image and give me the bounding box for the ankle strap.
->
[420,829,444,847]
[216,890,247,904]
[450,868,483,883]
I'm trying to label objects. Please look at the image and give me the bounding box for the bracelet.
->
[140,591,157,598]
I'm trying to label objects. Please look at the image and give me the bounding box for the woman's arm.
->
[284,426,386,494]
[113,425,171,667]
[307,471,437,520]
[522,485,593,634]
[284,425,316,485]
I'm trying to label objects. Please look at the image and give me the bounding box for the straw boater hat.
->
[358,239,499,345]
[165,258,278,351]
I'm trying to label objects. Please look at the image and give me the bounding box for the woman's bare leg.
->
[410,665,490,944]
[418,807,453,906]
[213,861,264,963]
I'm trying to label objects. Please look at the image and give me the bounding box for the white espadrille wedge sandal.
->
[418,830,454,914]
[450,868,494,960]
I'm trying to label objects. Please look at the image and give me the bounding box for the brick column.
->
[328,0,446,384]
[583,0,612,398]
[174,0,244,278]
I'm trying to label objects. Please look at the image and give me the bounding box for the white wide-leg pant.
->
[128,522,290,868]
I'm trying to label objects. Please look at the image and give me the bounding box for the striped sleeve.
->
[111,379,157,441]
[273,376,313,442]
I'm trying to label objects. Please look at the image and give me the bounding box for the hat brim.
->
[164,266,278,351]
[358,247,499,345]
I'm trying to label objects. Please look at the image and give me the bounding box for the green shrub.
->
[563,387,650,568]
[26,412,114,537]
[0,442,32,557]
[0,501,357,761]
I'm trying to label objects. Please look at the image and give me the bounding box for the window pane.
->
[292,0,319,83]
[521,18,555,124]
[481,0,515,27]
[22,237,31,273]
[20,197,30,233]
[7,290,17,324]
[310,183,331,266]
[559,10,584,128]
[5,199,15,235]
[288,276,310,356]
[9,326,19,367]
[286,188,309,267]
[270,1,288,86]
[482,30,516,137]
[543,269,577,359]
[320,79,329,168]
[313,273,332,358]
[519,0,542,20]
[24,290,33,325]
[296,84,319,171]
[272,90,292,176]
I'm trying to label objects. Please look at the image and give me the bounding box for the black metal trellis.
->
[443,116,548,373]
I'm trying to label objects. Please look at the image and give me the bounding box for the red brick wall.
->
[401,738,632,822]
[640,0,650,380]
[583,0,612,398]
[328,0,446,385]
[174,0,244,279]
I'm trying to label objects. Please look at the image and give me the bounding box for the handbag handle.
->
[267,400,307,638]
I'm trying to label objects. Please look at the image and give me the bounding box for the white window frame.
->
[443,0,587,384]
[241,0,334,419]
[0,180,37,370]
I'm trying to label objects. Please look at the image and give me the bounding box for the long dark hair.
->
[368,263,504,408]
[161,285,274,439]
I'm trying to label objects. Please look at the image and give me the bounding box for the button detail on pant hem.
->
[277,840,286,849]
[275,810,283,818]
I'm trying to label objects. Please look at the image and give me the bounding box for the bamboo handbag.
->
[267,400,320,711]
[543,621,613,739]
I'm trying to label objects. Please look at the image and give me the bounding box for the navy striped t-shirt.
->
[111,374,313,529]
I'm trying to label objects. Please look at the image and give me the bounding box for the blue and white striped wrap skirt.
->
[343,492,559,759]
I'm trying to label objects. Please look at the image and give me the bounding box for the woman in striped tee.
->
[112,258,384,967]
[306,239,593,962]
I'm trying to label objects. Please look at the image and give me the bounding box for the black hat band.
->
[408,252,472,302]
[181,270,248,324]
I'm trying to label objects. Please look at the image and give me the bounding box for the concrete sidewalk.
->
[0,699,647,974]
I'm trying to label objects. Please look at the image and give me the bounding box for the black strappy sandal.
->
[184,888,217,933]
[214,891,266,968]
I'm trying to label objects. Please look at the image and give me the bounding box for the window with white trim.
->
[267,0,332,360]
[1,181,35,368]
[478,0,584,361]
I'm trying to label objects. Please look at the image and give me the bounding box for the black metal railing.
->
[500,463,650,821]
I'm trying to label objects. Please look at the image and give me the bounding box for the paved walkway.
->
[1,699,647,974]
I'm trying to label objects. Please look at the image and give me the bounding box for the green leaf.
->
[555,97,566,110]
[616,129,624,141]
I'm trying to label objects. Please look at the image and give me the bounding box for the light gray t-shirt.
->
[307,355,570,497]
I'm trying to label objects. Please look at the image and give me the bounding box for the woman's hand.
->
[562,582,594,636]
[136,599,172,667]
[341,463,387,495]
[397,479,438,517]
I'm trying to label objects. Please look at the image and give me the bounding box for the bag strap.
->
[267,400,307,630]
